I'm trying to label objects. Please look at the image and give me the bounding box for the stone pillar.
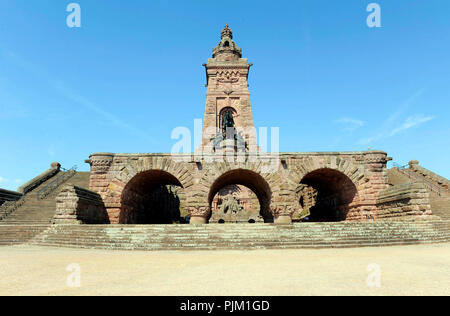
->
[271,180,297,224]
[359,151,390,221]
[51,162,61,170]
[272,204,296,224]
[188,206,210,225]
[409,160,419,169]
[86,153,117,223]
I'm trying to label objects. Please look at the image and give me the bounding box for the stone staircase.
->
[0,172,90,245]
[429,193,450,220]
[388,168,450,220]
[0,172,90,225]
[30,221,450,251]
[0,225,51,246]
[387,168,411,186]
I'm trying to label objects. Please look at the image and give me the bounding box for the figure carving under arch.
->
[208,169,273,223]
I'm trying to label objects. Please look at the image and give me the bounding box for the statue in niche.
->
[221,195,241,215]
[209,108,247,152]
[222,109,235,137]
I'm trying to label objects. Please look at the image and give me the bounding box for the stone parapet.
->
[54,185,109,224]
[0,189,22,206]
[408,160,449,191]
[377,182,432,220]
[18,162,61,194]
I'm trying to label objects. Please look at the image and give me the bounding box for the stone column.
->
[359,151,390,221]
[188,206,210,224]
[271,180,297,224]
[86,153,117,223]
[272,204,296,224]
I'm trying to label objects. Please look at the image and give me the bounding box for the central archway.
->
[120,170,185,224]
[208,169,273,223]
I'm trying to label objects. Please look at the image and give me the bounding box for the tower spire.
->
[201,25,257,153]
[221,23,233,39]
[213,24,242,60]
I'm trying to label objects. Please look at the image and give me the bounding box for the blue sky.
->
[0,0,449,191]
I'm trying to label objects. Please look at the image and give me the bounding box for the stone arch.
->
[109,157,195,224]
[119,169,185,224]
[115,157,195,190]
[297,168,360,222]
[277,157,366,222]
[286,156,366,191]
[219,107,238,130]
[207,169,273,222]
[195,162,279,222]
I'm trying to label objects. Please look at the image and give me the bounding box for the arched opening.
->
[219,107,237,131]
[120,170,185,224]
[224,41,230,47]
[208,169,273,223]
[210,184,261,223]
[298,168,358,222]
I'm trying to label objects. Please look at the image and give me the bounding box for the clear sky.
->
[0,0,449,191]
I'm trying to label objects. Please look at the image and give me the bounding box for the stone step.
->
[35,225,448,232]
[0,225,50,245]
[34,233,448,241]
[31,230,450,237]
[29,239,448,250]
[27,221,450,250]
[33,231,450,238]
[0,172,90,225]
[33,237,448,247]
[31,224,450,232]
[387,168,450,220]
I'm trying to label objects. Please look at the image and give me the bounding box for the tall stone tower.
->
[201,24,257,153]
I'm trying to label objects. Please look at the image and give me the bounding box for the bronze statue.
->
[222,109,235,136]
[221,195,241,215]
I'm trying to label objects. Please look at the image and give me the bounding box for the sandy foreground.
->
[0,244,449,296]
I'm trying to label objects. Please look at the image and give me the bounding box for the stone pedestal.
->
[219,139,236,155]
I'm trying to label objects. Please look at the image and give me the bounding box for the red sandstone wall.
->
[86,151,390,224]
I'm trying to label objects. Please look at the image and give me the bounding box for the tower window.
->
[224,41,230,47]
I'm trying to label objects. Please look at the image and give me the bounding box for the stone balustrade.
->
[18,162,61,195]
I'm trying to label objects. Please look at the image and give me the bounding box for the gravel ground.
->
[0,244,449,296]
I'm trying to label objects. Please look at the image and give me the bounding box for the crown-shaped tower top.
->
[221,24,233,39]
[213,24,242,60]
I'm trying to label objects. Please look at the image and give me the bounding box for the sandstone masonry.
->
[76,25,435,225]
